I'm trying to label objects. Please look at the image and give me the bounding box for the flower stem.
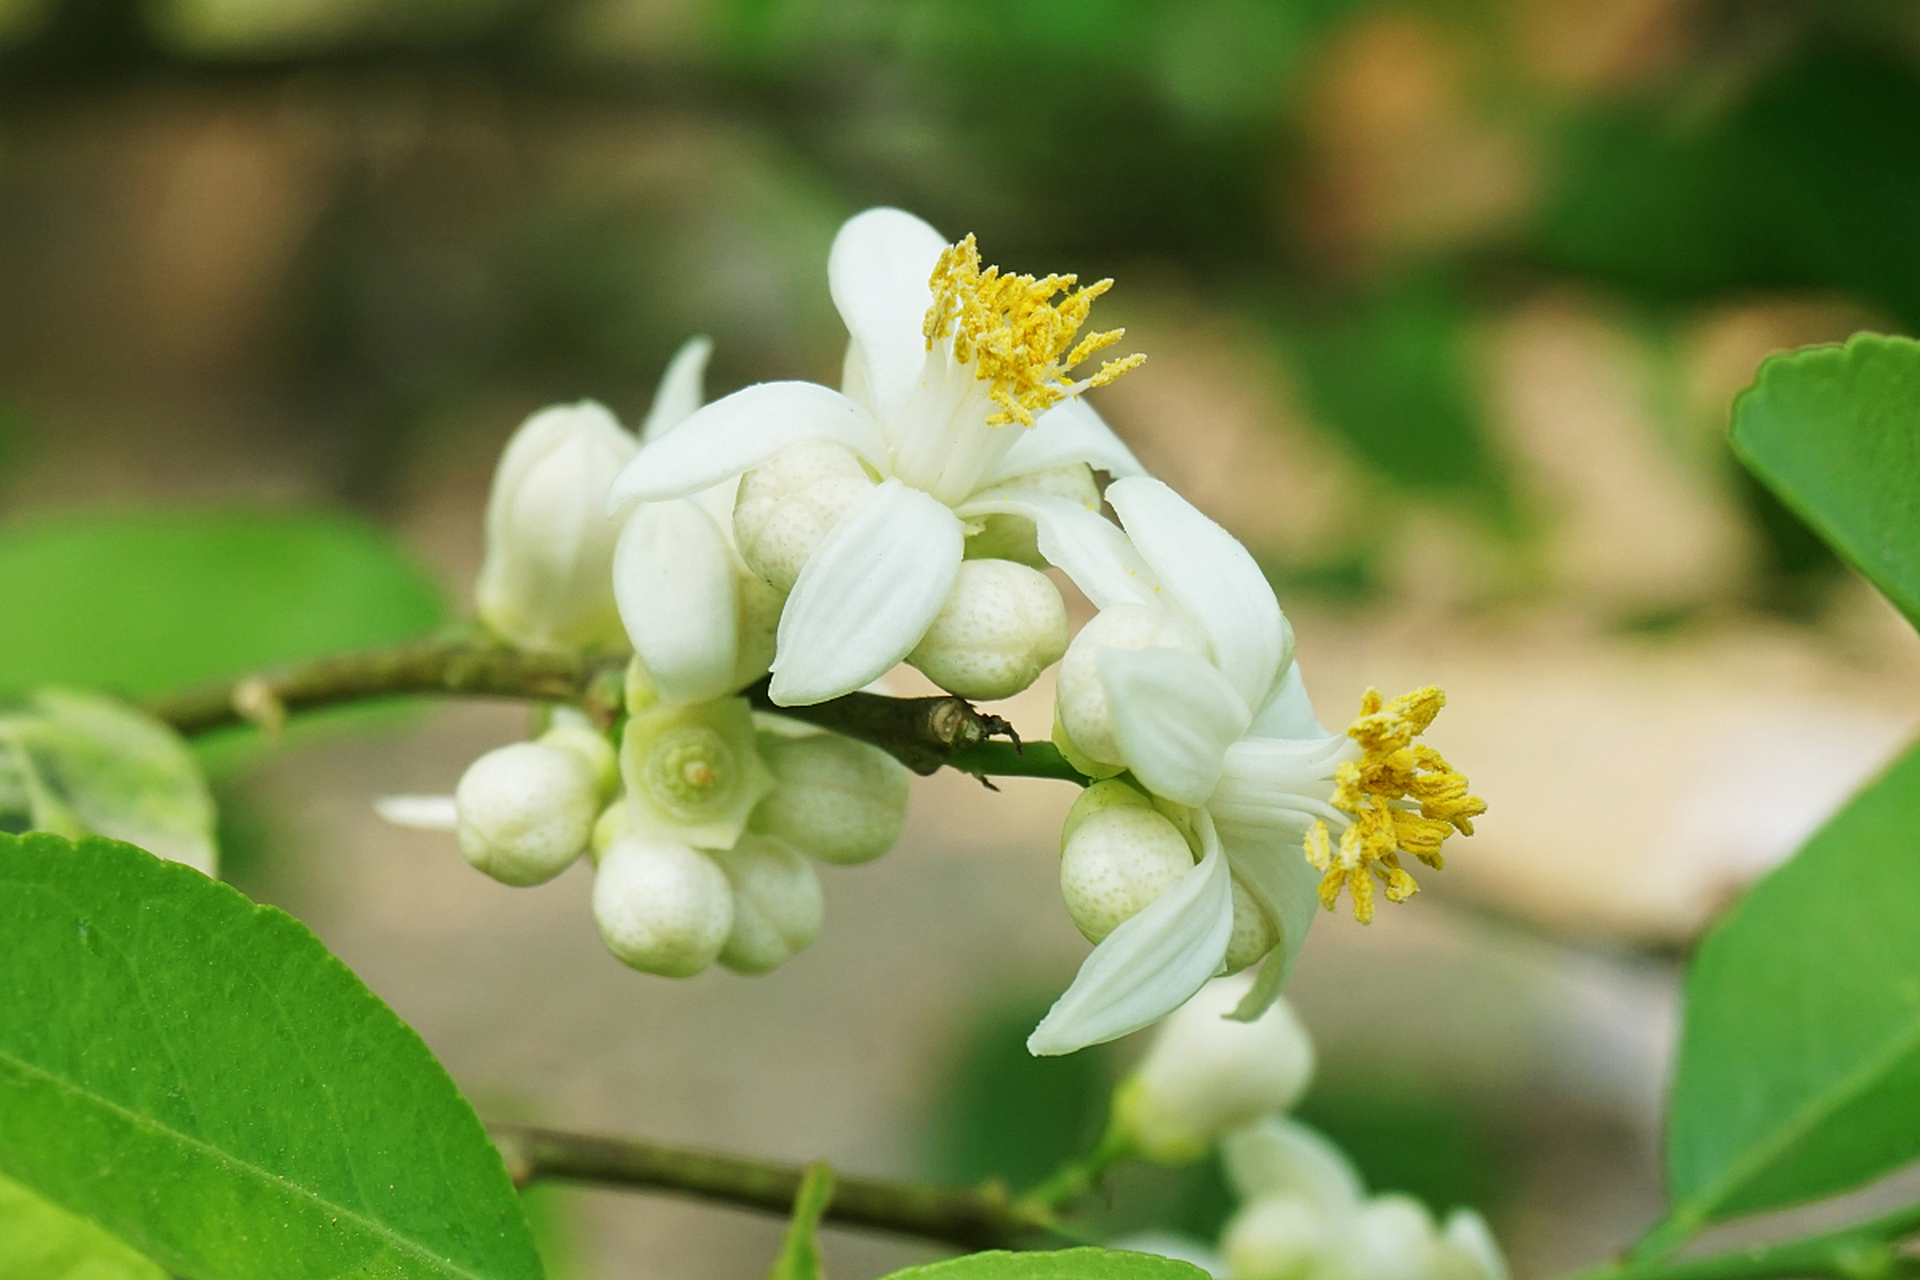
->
[1016,1125,1133,1215]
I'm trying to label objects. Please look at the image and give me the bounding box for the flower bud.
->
[749,730,911,865]
[592,837,734,976]
[455,741,600,886]
[1435,1210,1506,1280]
[712,835,825,974]
[1224,876,1280,974]
[1111,973,1316,1163]
[1055,604,1211,768]
[1343,1196,1439,1280]
[539,720,619,799]
[1058,781,1195,944]
[1220,1197,1336,1280]
[907,559,1070,701]
[733,440,875,594]
[620,696,775,850]
[963,463,1100,567]
[1222,1118,1365,1218]
[476,401,636,653]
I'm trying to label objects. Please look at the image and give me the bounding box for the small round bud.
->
[1345,1196,1439,1280]
[963,463,1100,567]
[713,835,825,974]
[1058,781,1195,944]
[750,731,911,865]
[906,559,1069,701]
[1055,604,1210,768]
[1222,1118,1366,1218]
[731,567,786,689]
[538,722,619,800]
[621,697,775,850]
[476,401,636,653]
[592,837,734,976]
[455,741,599,886]
[1224,876,1279,974]
[1435,1210,1507,1280]
[733,441,875,594]
[1112,973,1316,1163]
[1221,1197,1336,1280]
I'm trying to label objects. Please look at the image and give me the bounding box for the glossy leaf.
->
[0,831,544,1280]
[1730,334,1920,628]
[0,508,443,696]
[1662,741,1920,1240]
[0,1173,165,1280]
[883,1249,1209,1280]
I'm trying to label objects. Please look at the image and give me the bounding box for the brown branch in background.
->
[488,1122,1058,1252]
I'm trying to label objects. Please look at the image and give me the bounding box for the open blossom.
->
[606,207,1146,705]
[1026,477,1484,1056]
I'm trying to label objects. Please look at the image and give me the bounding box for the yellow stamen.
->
[923,234,1145,427]
[1306,685,1485,924]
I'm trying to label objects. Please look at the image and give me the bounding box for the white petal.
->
[956,488,1156,609]
[1099,647,1250,806]
[828,208,950,418]
[639,336,713,442]
[1209,735,1353,835]
[1250,661,1331,738]
[374,794,459,831]
[988,395,1146,485]
[769,479,964,705]
[1108,477,1290,712]
[1216,827,1321,1016]
[614,501,741,703]
[1027,811,1236,1056]
[606,382,885,510]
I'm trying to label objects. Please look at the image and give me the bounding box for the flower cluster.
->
[405,205,1483,1051]
[1115,977,1507,1280]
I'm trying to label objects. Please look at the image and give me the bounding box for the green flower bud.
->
[750,731,910,866]
[1055,604,1210,769]
[713,836,825,974]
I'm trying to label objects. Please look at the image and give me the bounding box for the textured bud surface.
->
[906,558,1069,700]
[621,696,775,850]
[733,440,875,594]
[1059,781,1195,944]
[539,722,619,799]
[1222,1197,1334,1280]
[712,835,825,973]
[1224,876,1280,974]
[1346,1196,1439,1280]
[750,731,911,865]
[476,401,636,652]
[455,741,599,886]
[963,463,1100,566]
[1114,973,1316,1163]
[1056,603,1210,767]
[592,837,734,976]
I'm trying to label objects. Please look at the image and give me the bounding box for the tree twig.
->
[488,1121,1059,1252]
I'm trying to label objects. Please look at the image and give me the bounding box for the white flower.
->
[1110,973,1315,1163]
[476,401,636,653]
[1027,477,1483,1056]
[606,207,1148,705]
[454,724,617,886]
[612,337,787,704]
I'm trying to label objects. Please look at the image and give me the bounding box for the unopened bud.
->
[621,696,774,850]
[907,559,1069,701]
[1055,604,1210,769]
[476,401,636,653]
[713,835,825,974]
[733,441,875,594]
[1222,1119,1365,1219]
[1112,973,1316,1163]
[592,837,734,976]
[1343,1196,1439,1280]
[1221,1197,1336,1280]
[455,741,600,886]
[1059,781,1196,944]
[539,720,619,799]
[750,731,910,865]
[963,463,1100,567]
[1435,1211,1506,1280]
[1225,877,1280,974]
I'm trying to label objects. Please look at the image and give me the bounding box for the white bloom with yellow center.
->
[606,207,1147,705]
[1027,478,1483,1056]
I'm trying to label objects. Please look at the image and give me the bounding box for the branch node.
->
[230,677,287,738]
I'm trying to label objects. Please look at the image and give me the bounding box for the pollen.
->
[923,234,1145,427]
[1304,686,1485,924]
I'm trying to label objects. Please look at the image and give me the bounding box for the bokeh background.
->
[5,0,1920,1275]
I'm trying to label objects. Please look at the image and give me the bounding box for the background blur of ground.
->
[5,0,1920,1275]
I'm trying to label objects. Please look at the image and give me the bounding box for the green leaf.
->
[767,1163,834,1280]
[1659,741,1920,1248]
[0,508,443,697]
[0,690,217,874]
[0,1172,166,1280]
[0,831,545,1280]
[1729,334,1920,629]
[882,1248,1209,1280]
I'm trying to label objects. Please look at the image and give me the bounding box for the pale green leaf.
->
[0,831,544,1280]
[1660,741,1920,1245]
[0,1172,165,1280]
[1730,334,1920,627]
[882,1248,1210,1280]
